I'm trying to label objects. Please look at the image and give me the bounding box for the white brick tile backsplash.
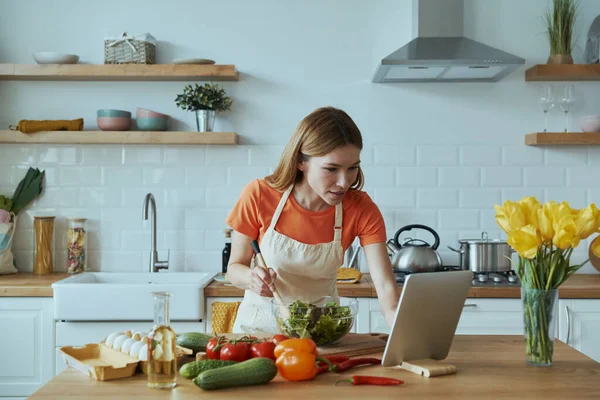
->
[396,209,438,229]
[502,146,544,166]
[588,148,600,165]
[42,167,58,187]
[206,187,246,208]
[155,209,186,230]
[123,188,164,207]
[0,167,11,185]
[206,146,249,166]
[163,230,189,251]
[100,208,143,230]
[417,189,459,208]
[13,228,33,250]
[228,167,271,189]
[248,145,285,166]
[205,229,227,250]
[88,251,142,272]
[164,146,206,166]
[567,167,600,187]
[0,145,36,165]
[417,146,458,166]
[89,230,121,251]
[165,188,206,208]
[185,167,228,187]
[439,210,480,230]
[14,249,33,272]
[502,188,545,202]
[396,167,437,187]
[143,167,186,188]
[59,167,102,186]
[546,148,588,165]
[174,230,205,250]
[37,146,80,165]
[439,167,480,187]
[590,189,600,203]
[545,188,588,209]
[460,189,502,208]
[360,146,374,166]
[436,230,459,250]
[481,167,522,187]
[36,187,79,208]
[524,167,565,187]
[374,188,416,208]
[362,167,395,187]
[103,166,143,187]
[123,147,163,164]
[13,166,31,185]
[374,145,416,165]
[80,188,122,207]
[121,230,152,251]
[185,208,228,230]
[459,146,501,166]
[82,147,123,165]
[481,209,501,230]
[185,252,221,273]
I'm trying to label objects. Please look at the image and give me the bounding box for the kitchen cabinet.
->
[54,320,205,375]
[558,299,600,363]
[0,298,54,398]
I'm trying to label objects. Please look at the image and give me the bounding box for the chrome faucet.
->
[142,193,169,273]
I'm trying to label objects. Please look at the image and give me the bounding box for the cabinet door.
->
[340,297,358,334]
[558,300,600,362]
[367,299,390,334]
[456,299,523,335]
[0,298,54,397]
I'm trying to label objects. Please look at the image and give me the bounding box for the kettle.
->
[386,224,443,273]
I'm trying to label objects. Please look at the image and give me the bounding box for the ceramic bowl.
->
[136,117,169,131]
[136,108,169,119]
[97,109,131,118]
[32,52,79,64]
[97,117,131,131]
[581,115,600,132]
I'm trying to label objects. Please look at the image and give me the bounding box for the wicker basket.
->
[104,32,156,65]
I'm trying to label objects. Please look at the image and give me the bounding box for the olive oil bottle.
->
[147,292,177,389]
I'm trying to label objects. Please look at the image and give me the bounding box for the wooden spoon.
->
[250,240,291,320]
[589,236,600,273]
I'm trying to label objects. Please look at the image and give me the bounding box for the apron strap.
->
[269,185,294,230]
[333,202,342,242]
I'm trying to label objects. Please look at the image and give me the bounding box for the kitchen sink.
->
[52,272,216,322]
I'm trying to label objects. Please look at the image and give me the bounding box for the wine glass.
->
[539,85,555,133]
[559,85,576,133]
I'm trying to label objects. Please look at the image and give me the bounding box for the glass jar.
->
[66,218,87,274]
[147,291,177,389]
[33,216,55,274]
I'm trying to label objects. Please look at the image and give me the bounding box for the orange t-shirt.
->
[226,179,387,250]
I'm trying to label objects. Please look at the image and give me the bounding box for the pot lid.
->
[458,231,507,244]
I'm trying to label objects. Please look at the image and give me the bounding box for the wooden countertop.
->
[0,272,69,297]
[29,335,600,400]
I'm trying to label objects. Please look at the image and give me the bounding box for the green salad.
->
[275,300,354,346]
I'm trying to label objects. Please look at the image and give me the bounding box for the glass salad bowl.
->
[272,296,358,346]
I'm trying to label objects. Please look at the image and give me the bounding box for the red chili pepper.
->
[319,355,350,364]
[335,357,382,372]
[336,375,404,386]
[317,364,329,375]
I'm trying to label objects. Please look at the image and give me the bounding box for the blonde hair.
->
[265,106,364,191]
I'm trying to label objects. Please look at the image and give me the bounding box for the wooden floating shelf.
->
[0,63,238,81]
[525,132,600,146]
[0,130,238,145]
[525,64,600,81]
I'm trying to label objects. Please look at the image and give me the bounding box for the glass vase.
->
[521,288,558,367]
[147,291,177,389]
[195,110,216,132]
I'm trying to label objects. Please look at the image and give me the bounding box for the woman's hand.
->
[250,266,278,297]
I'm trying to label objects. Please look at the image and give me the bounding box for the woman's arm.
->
[363,242,400,327]
[227,230,276,297]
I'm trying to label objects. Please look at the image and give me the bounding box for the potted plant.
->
[544,0,578,64]
[174,83,233,132]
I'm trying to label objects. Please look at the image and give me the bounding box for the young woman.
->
[226,106,399,333]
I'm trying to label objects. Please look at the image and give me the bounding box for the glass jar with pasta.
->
[66,218,87,274]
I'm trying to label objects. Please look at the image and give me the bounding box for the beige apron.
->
[232,184,344,334]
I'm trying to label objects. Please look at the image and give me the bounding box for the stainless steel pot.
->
[448,232,514,272]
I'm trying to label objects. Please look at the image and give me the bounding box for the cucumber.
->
[179,360,237,379]
[176,332,213,354]
[193,357,278,390]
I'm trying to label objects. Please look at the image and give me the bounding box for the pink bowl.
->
[97,116,131,131]
[136,108,169,119]
[580,116,600,133]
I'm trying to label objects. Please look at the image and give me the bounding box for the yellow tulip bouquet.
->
[495,197,600,366]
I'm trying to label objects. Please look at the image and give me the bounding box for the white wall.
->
[0,0,599,273]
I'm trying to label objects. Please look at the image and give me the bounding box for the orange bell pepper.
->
[276,349,319,381]
[274,338,318,359]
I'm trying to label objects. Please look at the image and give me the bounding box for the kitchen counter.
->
[30,335,600,399]
[0,272,69,297]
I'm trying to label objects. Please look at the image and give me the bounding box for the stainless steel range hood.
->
[372,0,525,83]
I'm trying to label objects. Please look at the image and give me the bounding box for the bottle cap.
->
[224,229,233,238]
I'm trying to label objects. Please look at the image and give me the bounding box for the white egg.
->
[121,338,136,354]
[163,343,174,361]
[129,341,144,358]
[153,343,164,361]
[138,344,149,361]
[132,331,147,341]
[153,331,163,342]
[105,332,122,346]
[112,334,129,351]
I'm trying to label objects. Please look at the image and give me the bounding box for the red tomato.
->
[206,337,224,360]
[250,341,276,360]
[270,334,290,346]
[220,342,251,362]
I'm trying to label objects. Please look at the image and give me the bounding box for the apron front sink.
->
[51,272,215,321]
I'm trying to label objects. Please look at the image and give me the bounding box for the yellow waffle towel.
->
[9,118,84,133]
[336,267,362,284]
[211,301,241,334]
